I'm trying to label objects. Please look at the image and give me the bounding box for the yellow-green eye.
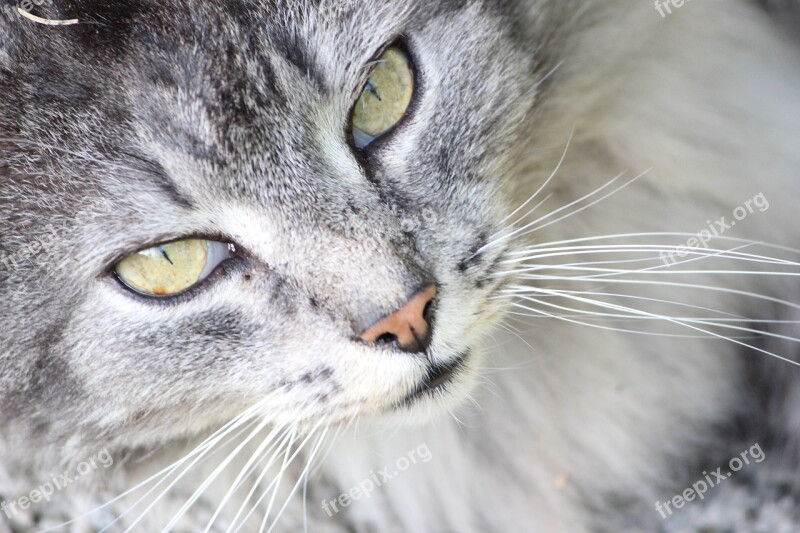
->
[351,47,414,149]
[114,239,232,297]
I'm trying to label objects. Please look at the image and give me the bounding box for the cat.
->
[1,0,800,531]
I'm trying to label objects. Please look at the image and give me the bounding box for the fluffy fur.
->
[1,0,799,531]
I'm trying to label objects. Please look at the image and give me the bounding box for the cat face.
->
[0,0,546,449]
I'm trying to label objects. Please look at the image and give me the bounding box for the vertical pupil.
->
[365,80,382,101]
[159,246,174,265]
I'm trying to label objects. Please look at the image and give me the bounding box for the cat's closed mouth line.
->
[398,351,470,407]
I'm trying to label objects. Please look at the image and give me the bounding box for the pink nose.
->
[359,284,436,353]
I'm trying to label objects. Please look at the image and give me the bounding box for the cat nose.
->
[359,284,436,353]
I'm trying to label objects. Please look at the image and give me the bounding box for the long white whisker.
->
[41,399,271,533]
[234,413,326,533]
[257,421,326,533]
[258,427,300,532]
[266,425,330,533]
[500,244,797,269]
[509,275,800,312]
[494,129,573,229]
[507,301,738,339]
[159,417,274,533]
[510,287,746,319]
[227,424,300,533]
[481,170,629,256]
[511,290,800,366]
[516,168,655,242]
[203,422,292,532]
[506,232,800,258]
[507,263,800,281]
[514,288,800,343]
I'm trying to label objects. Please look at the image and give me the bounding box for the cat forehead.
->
[109,1,421,213]
[46,1,447,80]
[2,0,536,222]
[126,1,415,78]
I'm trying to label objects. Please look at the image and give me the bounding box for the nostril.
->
[376,333,398,345]
[422,300,434,324]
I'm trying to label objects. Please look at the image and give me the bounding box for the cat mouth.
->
[396,351,470,408]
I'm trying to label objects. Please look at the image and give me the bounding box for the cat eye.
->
[351,46,415,149]
[114,239,233,297]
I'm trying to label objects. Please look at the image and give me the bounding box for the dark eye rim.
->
[104,236,246,304]
[346,37,423,156]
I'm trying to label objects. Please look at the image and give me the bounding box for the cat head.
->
[0,0,557,452]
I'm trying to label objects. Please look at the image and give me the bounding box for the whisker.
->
[505,232,800,258]
[258,427,300,532]
[158,417,274,533]
[504,287,745,319]
[233,413,326,533]
[494,129,573,229]
[507,301,737,339]
[515,169,653,240]
[203,422,292,532]
[265,425,330,533]
[257,421,327,533]
[481,170,630,256]
[510,289,800,366]
[308,419,348,479]
[226,425,300,532]
[58,399,270,533]
[509,275,800,312]
[499,244,794,269]
[522,288,800,344]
